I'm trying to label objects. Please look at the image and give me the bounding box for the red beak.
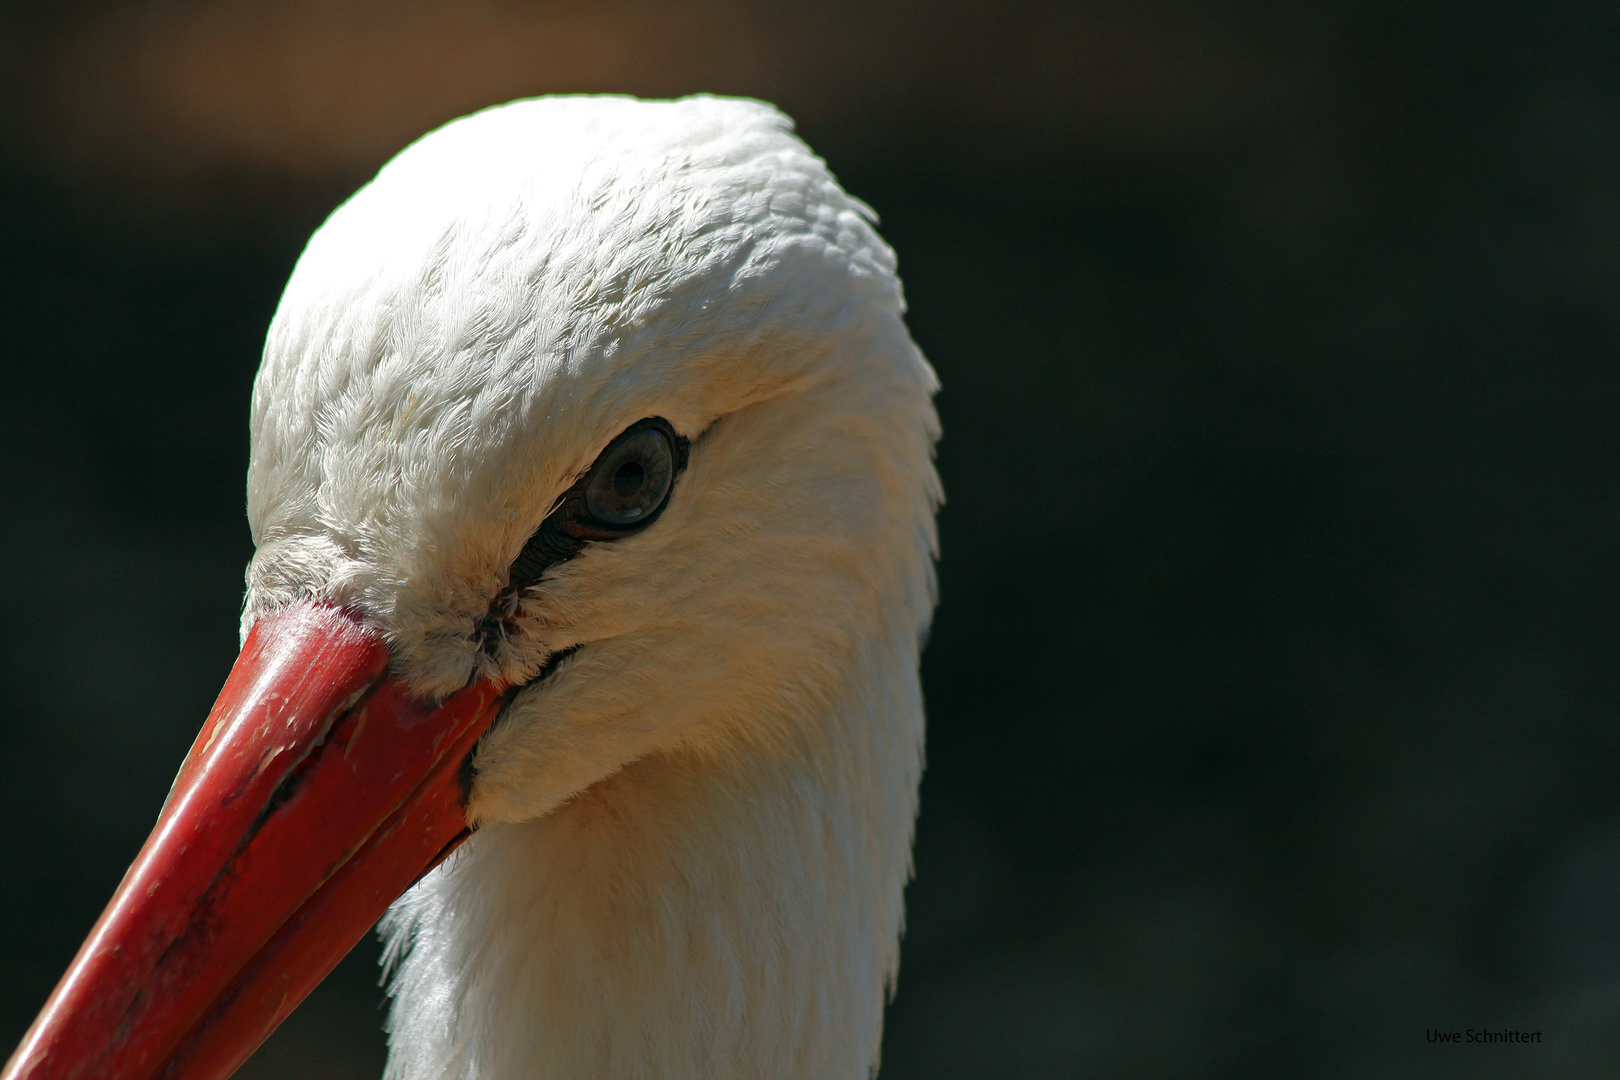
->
[2,602,508,1080]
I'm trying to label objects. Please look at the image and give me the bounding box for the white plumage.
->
[243,94,939,1079]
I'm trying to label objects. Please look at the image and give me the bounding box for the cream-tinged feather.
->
[244,94,939,1079]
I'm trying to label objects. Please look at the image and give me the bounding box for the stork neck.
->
[380,641,923,1080]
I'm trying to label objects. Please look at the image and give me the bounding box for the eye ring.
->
[583,425,675,527]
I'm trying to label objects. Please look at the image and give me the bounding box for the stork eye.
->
[504,418,690,594]
[584,427,674,526]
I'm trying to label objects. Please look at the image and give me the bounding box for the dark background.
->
[3,1,1619,1076]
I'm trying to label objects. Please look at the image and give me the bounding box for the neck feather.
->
[380,629,923,1080]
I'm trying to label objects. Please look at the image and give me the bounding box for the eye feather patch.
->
[508,416,689,591]
[475,416,690,659]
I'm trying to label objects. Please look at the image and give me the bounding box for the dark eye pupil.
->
[613,460,645,497]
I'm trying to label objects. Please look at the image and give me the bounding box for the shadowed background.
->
[2,1,1619,1076]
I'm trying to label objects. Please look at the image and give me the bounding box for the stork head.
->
[4,96,938,1080]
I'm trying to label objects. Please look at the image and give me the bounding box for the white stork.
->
[3,95,940,1080]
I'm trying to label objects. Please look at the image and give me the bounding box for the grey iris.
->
[584,427,674,526]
